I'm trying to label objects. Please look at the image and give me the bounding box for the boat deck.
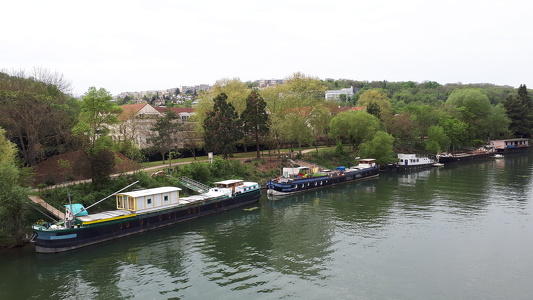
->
[180,194,221,203]
[77,210,133,223]
[76,192,227,224]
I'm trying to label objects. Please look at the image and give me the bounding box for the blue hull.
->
[266,167,379,196]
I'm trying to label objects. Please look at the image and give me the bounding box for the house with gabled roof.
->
[111,103,162,148]
[118,103,162,121]
[110,103,199,150]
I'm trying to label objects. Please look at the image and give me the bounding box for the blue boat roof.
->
[64,203,88,216]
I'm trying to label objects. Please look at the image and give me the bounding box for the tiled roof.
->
[118,103,149,121]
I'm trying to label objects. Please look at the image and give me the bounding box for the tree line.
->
[196,74,532,165]
[1,71,532,171]
[0,70,531,246]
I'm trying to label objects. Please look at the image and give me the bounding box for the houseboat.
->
[490,138,529,154]
[32,180,261,253]
[436,146,495,163]
[387,154,436,171]
[265,159,379,197]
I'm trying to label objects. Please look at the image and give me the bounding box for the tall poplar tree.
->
[241,90,269,159]
[504,84,533,137]
[203,93,243,159]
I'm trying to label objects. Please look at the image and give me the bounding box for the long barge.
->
[265,159,379,197]
[32,180,261,253]
[386,154,437,171]
[436,145,497,163]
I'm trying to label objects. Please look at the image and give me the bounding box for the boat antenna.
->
[74,180,140,216]
[68,192,73,221]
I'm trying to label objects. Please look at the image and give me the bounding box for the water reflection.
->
[2,152,533,299]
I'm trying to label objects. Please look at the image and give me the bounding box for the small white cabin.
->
[357,159,377,168]
[282,167,311,177]
[212,179,260,194]
[397,154,434,165]
[116,186,182,213]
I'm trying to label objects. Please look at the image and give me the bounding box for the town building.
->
[110,103,198,149]
[180,84,212,95]
[325,87,355,101]
[255,79,285,88]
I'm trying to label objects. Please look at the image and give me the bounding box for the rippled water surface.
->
[2,153,533,299]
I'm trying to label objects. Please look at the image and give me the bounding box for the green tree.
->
[357,89,393,122]
[308,105,332,151]
[149,110,182,166]
[446,89,492,141]
[241,90,269,159]
[203,93,243,159]
[405,104,441,139]
[359,131,396,165]
[425,125,450,153]
[0,71,79,166]
[282,112,314,154]
[366,102,381,119]
[268,114,289,153]
[338,94,347,102]
[329,110,381,151]
[73,87,123,185]
[504,84,533,137]
[194,79,250,138]
[387,113,417,148]
[484,104,511,139]
[0,127,30,246]
[438,115,468,151]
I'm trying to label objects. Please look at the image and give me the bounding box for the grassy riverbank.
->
[34,147,353,214]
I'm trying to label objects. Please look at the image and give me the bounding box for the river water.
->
[2,153,533,299]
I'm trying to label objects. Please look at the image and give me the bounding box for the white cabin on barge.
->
[116,187,182,212]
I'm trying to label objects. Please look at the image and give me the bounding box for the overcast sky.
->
[2,0,532,96]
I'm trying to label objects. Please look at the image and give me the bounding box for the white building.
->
[325,87,355,101]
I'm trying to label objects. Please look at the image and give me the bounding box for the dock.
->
[29,195,65,220]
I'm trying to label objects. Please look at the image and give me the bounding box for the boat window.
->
[164,195,168,202]
[147,198,152,205]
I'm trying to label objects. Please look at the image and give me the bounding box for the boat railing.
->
[178,177,211,193]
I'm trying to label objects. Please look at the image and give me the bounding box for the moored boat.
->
[265,159,379,197]
[32,179,262,253]
[436,146,495,163]
[387,154,436,171]
[490,138,529,154]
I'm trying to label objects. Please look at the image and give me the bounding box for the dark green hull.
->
[33,190,261,253]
